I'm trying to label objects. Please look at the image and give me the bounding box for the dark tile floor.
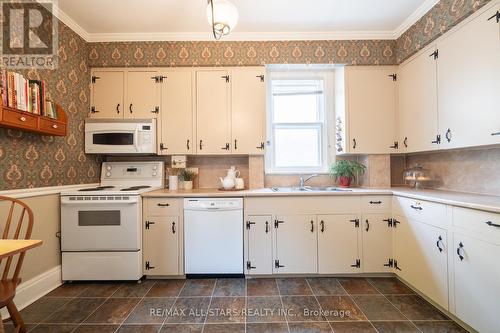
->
[3,277,469,333]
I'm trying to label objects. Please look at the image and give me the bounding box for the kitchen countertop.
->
[142,187,500,213]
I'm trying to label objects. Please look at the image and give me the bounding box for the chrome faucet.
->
[299,174,319,189]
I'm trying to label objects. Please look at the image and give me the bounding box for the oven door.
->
[60,196,141,251]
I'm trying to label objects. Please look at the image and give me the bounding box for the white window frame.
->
[265,67,335,174]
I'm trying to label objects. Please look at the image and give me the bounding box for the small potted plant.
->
[329,160,366,188]
[179,168,197,190]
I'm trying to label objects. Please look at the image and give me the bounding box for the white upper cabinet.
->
[90,70,124,118]
[158,70,194,154]
[336,66,398,154]
[398,44,440,153]
[125,70,160,119]
[231,68,266,155]
[196,70,231,154]
[437,3,500,149]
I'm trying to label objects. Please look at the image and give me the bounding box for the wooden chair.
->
[0,196,34,333]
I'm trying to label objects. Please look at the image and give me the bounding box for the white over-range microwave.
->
[85,118,156,154]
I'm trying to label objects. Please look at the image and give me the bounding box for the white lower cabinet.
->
[245,215,273,275]
[318,215,360,274]
[394,215,448,310]
[452,232,500,333]
[273,215,317,274]
[361,214,393,273]
[143,216,180,276]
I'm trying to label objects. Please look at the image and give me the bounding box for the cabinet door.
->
[453,233,500,333]
[362,214,393,273]
[437,4,500,149]
[231,68,266,154]
[345,66,398,154]
[246,215,273,275]
[274,215,317,274]
[318,215,360,274]
[158,70,194,154]
[126,70,160,119]
[144,216,179,276]
[196,70,230,154]
[90,70,124,118]
[394,216,448,309]
[398,45,439,153]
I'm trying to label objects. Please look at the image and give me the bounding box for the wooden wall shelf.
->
[0,103,68,136]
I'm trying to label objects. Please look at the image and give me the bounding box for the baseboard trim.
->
[1,266,62,319]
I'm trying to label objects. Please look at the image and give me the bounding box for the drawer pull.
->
[157,203,170,207]
[410,205,422,211]
[52,124,58,129]
[310,220,314,233]
[369,201,382,204]
[486,221,500,228]
[19,116,26,122]
[320,220,325,233]
[457,242,465,261]
[265,221,269,233]
[365,219,370,232]
[171,221,176,234]
[436,236,444,253]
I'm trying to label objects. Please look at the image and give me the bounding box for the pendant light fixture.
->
[207,0,239,40]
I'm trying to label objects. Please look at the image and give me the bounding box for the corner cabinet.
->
[143,198,183,276]
[436,3,500,149]
[335,66,398,155]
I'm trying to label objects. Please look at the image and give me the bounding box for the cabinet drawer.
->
[2,108,37,129]
[393,196,446,227]
[39,118,66,136]
[453,207,500,239]
[361,196,391,212]
[146,198,181,216]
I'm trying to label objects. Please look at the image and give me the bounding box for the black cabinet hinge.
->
[256,74,265,82]
[221,75,230,83]
[145,221,155,229]
[431,134,441,144]
[390,141,399,149]
[350,218,360,228]
[392,219,400,228]
[256,142,265,150]
[429,50,439,60]
[274,219,284,228]
[394,260,402,271]
[350,259,361,268]
[388,74,397,81]
[91,76,100,84]
[246,221,256,229]
[246,261,256,270]
[151,106,160,114]
[145,261,155,270]
[159,143,167,151]
[384,259,394,268]
[274,259,285,268]
[383,218,394,227]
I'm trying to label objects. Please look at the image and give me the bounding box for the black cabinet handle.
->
[486,221,500,228]
[410,205,422,211]
[310,220,314,233]
[436,236,443,252]
[445,129,452,143]
[172,222,176,234]
[365,220,370,232]
[129,103,133,113]
[157,203,170,207]
[234,139,238,150]
[353,138,357,149]
[186,139,190,150]
[457,242,464,261]
[199,140,203,150]
[116,104,120,114]
[265,221,269,233]
[320,220,325,233]
[369,201,382,205]
[403,137,408,148]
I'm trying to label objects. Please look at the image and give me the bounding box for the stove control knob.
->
[152,172,157,176]
[106,165,112,171]
[106,172,111,177]
[153,165,158,170]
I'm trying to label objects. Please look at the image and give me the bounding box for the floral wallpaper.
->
[397,0,492,62]
[87,40,397,67]
[0,22,102,190]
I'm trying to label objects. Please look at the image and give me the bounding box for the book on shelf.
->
[0,70,54,117]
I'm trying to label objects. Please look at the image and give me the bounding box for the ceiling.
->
[56,0,438,42]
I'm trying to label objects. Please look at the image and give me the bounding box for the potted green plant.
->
[179,168,197,190]
[329,160,366,187]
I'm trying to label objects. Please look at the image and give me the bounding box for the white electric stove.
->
[60,161,164,281]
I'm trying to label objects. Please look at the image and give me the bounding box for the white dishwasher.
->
[184,198,244,276]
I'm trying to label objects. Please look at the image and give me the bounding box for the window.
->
[266,68,334,174]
